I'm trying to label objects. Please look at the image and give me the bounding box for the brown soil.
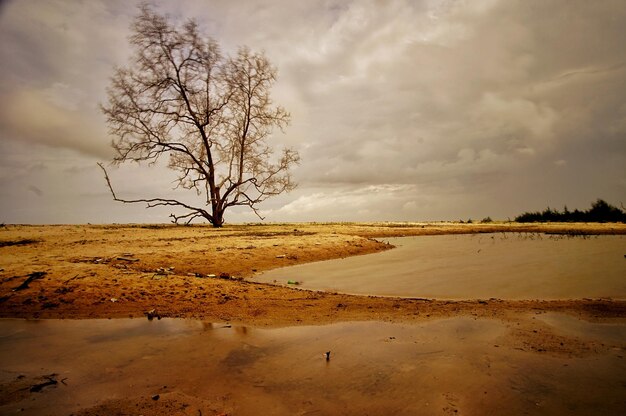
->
[1,222,624,325]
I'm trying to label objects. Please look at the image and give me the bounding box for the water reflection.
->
[0,317,624,416]
[200,321,250,336]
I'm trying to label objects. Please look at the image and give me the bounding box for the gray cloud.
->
[277,0,626,217]
[0,0,131,159]
[0,0,625,223]
[28,185,43,197]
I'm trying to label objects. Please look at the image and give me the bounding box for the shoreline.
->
[0,222,625,326]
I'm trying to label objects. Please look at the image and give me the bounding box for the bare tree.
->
[99,5,299,227]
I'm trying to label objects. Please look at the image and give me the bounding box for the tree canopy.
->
[100,5,299,227]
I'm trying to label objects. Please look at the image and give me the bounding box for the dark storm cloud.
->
[0,0,624,223]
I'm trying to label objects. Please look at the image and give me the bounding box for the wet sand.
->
[1,316,625,416]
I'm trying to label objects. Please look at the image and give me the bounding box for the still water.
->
[0,317,625,415]
[255,234,626,299]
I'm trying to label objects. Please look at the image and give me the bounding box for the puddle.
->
[254,234,626,299]
[1,317,625,415]
[536,313,626,343]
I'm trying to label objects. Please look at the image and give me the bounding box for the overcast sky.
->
[1,0,625,224]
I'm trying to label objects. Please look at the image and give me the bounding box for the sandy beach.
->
[1,222,625,415]
[1,222,625,324]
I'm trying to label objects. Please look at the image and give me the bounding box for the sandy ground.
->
[1,317,624,416]
[1,222,626,415]
[1,222,625,325]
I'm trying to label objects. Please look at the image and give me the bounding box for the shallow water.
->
[255,233,626,299]
[537,312,626,343]
[1,317,625,415]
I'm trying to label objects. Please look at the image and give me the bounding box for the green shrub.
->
[515,199,626,223]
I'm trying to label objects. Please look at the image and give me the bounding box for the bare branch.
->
[97,163,213,224]
[100,5,298,227]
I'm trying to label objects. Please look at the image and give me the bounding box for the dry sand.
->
[1,222,625,325]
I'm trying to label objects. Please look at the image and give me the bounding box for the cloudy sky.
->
[1,0,625,224]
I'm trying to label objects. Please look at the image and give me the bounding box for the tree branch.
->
[97,163,213,224]
[100,5,298,227]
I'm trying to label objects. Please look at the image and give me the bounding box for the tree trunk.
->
[211,209,224,228]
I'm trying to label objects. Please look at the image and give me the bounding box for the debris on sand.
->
[0,238,40,248]
[153,267,175,279]
[145,309,162,320]
[116,256,139,262]
[13,271,47,291]
[72,256,110,264]
[30,374,63,393]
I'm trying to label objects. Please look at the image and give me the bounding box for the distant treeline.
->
[515,199,626,223]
